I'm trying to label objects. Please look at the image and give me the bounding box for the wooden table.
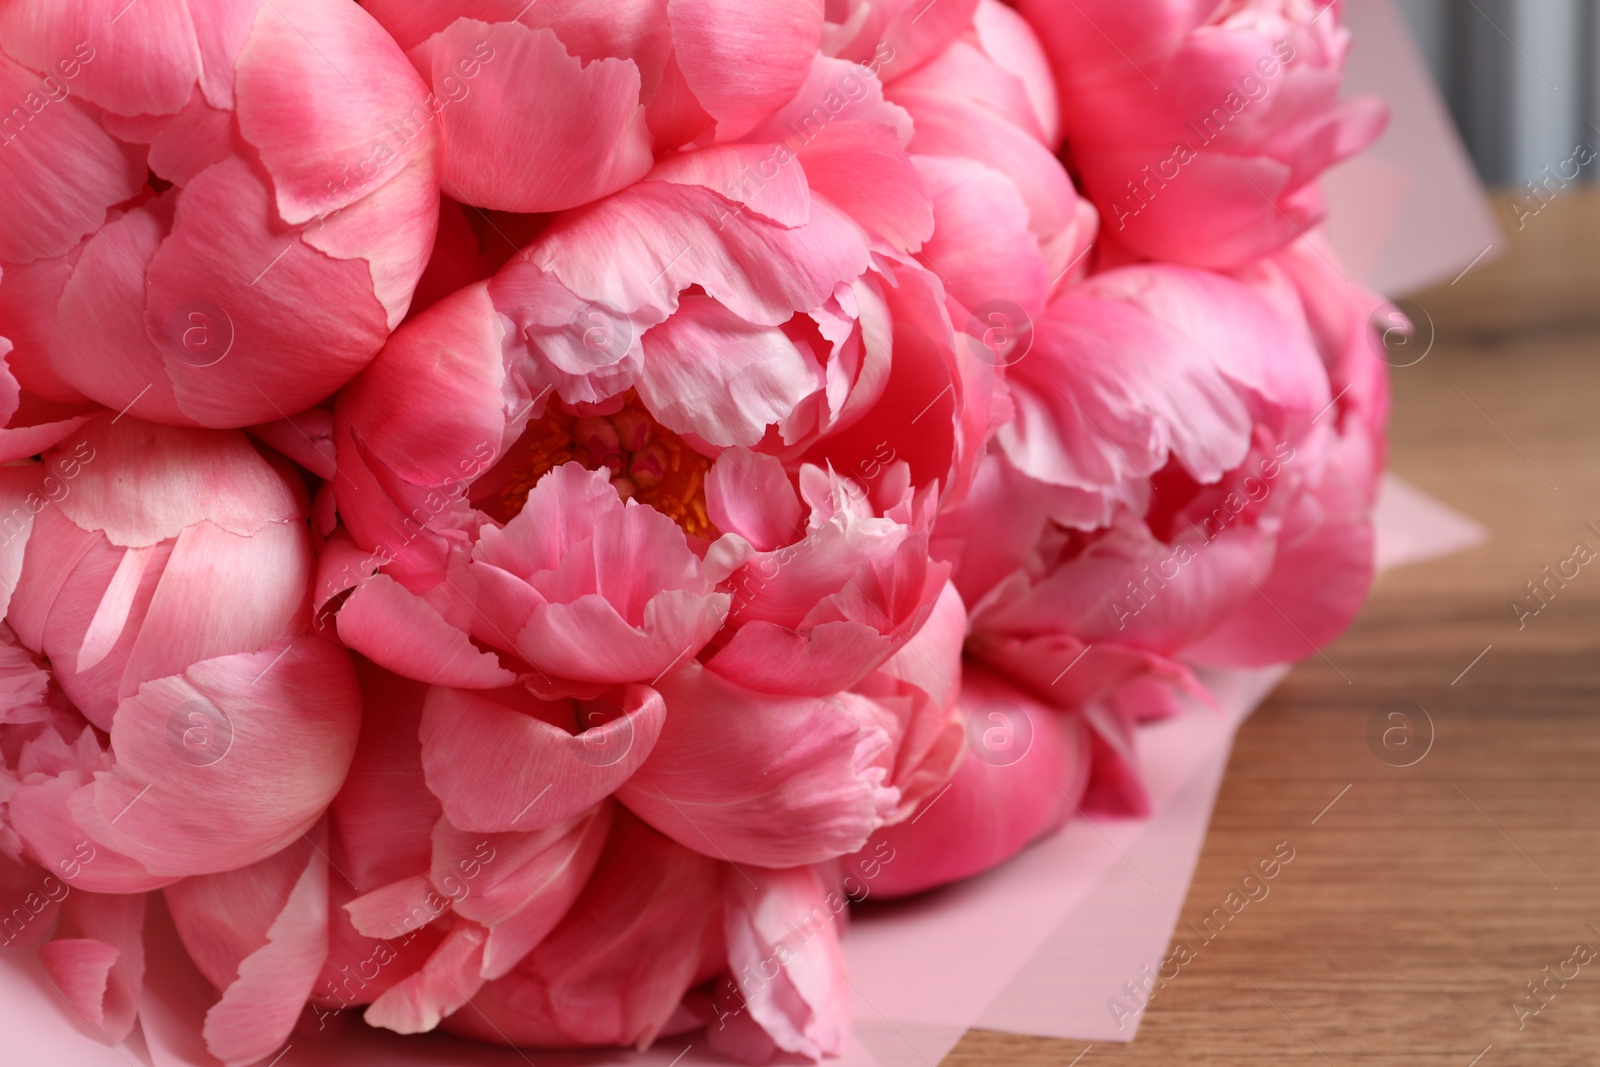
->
[950,190,1600,1066]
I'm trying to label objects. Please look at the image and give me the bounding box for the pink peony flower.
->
[362,0,833,213]
[1019,0,1388,268]
[861,254,1385,893]
[0,0,441,435]
[0,415,362,1048]
[317,35,981,887]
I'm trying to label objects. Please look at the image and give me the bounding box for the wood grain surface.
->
[948,191,1600,1066]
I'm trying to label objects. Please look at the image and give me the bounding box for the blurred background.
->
[1395,0,1600,185]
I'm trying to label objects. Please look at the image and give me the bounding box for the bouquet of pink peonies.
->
[0,0,1388,1062]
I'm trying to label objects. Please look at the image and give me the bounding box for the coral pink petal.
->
[445,811,723,1050]
[420,684,664,833]
[200,841,330,1067]
[37,890,146,1041]
[53,417,302,546]
[0,54,145,263]
[638,293,822,447]
[705,448,803,553]
[420,19,652,213]
[364,921,487,1034]
[49,208,188,427]
[646,144,811,227]
[667,0,822,140]
[434,803,613,979]
[143,156,390,427]
[720,864,849,1059]
[796,120,933,254]
[122,520,309,698]
[76,638,359,876]
[864,667,1091,898]
[337,573,517,689]
[618,663,898,866]
[0,0,203,117]
[234,0,434,224]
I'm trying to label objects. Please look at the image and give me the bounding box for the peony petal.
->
[198,838,329,1067]
[637,293,822,447]
[420,684,664,834]
[445,810,722,1050]
[75,637,360,876]
[0,54,146,263]
[416,19,652,214]
[717,864,848,1060]
[433,802,613,980]
[364,920,486,1034]
[337,572,517,689]
[667,0,822,140]
[36,890,146,1041]
[143,155,391,427]
[233,0,435,224]
[618,663,898,866]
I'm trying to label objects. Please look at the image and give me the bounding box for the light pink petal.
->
[915,153,1047,321]
[37,890,146,1041]
[76,638,360,876]
[972,0,1059,144]
[796,120,933,255]
[667,0,822,140]
[434,803,613,979]
[364,921,486,1034]
[533,181,870,326]
[718,864,848,1059]
[517,589,728,689]
[75,544,155,674]
[7,774,172,893]
[120,519,309,698]
[0,54,145,263]
[705,448,802,553]
[200,840,329,1067]
[419,19,652,213]
[1000,292,1253,491]
[646,143,811,228]
[638,293,822,447]
[420,684,664,833]
[337,573,517,689]
[144,155,391,427]
[54,417,302,544]
[234,0,436,224]
[445,810,723,1050]
[747,54,914,146]
[879,0,979,76]
[618,664,898,866]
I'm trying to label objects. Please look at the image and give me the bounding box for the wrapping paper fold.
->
[0,474,1486,1066]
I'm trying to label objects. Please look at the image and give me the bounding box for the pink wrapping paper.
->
[0,475,1486,1066]
[1320,0,1503,295]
